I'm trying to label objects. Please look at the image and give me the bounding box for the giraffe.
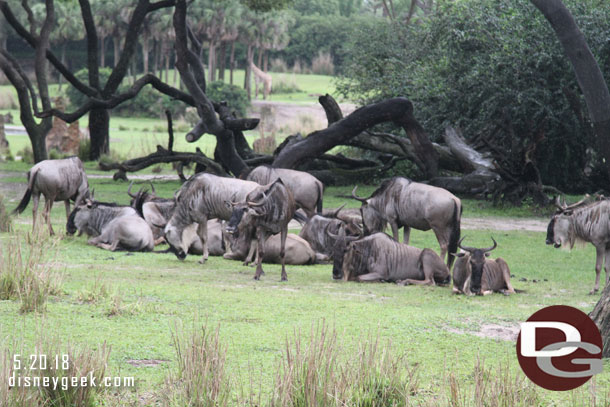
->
[250,61,272,100]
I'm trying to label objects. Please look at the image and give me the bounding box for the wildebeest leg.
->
[44,196,55,235]
[31,193,40,231]
[97,241,120,251]
[64,200,71,220]
[280,227,288,281]
[604,246,610,290]
[592,245,604,294]
[432,227,448,264]
[197,219,208,264]
[154,237,166,246]
[390,221,400,241]
[244,238,257,266]
[357,272,384,282]
[398,277,435,286]
[403,226,411,244]
[254,229,266,280]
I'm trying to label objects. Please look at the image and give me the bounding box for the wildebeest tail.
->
[316,182,324,214]
[292,210,308,225]
[12,169,38,215]
[134,190,148,218]
[447,201,462,269]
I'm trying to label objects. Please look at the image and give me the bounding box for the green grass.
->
[0,173,608,404]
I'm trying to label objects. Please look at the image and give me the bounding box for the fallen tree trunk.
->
[272,97,439,178]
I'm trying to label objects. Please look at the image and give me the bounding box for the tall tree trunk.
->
[229,41,235,85]
[57,43,66,91]
[208,41,216,82]
[244,45,253,100]
[89,108,109,159]
[142,36,150,73]
[173,59,178,87]
[531,0,610,178]
[257,46,263,69]
[165,48,170,83]
[217,41,226,81]
[113,35,120,68]
[100,36,105,67]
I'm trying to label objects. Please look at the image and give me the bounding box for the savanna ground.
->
[1,72,609,405]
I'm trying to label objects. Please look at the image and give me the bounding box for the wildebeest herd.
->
[11,156,609,295]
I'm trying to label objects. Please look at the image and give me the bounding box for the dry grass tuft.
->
[161,321,231,407]
[0,194,12,232]
[0,227,63,313]
[311,52,335,76]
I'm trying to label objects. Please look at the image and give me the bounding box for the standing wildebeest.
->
[245,165,323,218]
[226,179,296,280]
[13,157,89,234]
[164,173,259,262]
[331,232,450,285]
[298,206,362,258]
[66,200,154,251]
[546,197,610,294]
[351,177,461,268]
[452,237,515,296]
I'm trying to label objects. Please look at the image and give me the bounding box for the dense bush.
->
[206,80,250,117]
[338,0,610,192]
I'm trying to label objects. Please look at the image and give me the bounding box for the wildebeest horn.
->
[325,223,359,242]
[149,182,156,194]
[564,194,590,210]
[247,192,267,207]
[553,196,565,211]
[330,204,346,217]
[351,186,368,203]
[127,181,136,198]
[457,237,476,252]
[482,237,498,253]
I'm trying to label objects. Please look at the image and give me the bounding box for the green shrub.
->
[78,138,91,162]
[66,68,113,110]
[16,147,34,164]
[271,74,302,94]
[206,81,250,117]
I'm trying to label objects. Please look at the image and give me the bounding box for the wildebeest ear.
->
[85,199,93,208]
[224,200,232,209]
[563,209,573,216]
[152,222,166,229]
[484,252,491,257]
[454,252,466,258]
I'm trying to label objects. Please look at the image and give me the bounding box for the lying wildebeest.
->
[13,157,89,235]
[546,196,610,294]
[452,237,515,296]
[67,199,154,252]
[164,173,259,262]
[226,179,296,280]
[181,219,226,256]
[331,231,450,285]
[224,215,326,265]
[298,205,362,258]
[244,165,323,218]
[131,187,176,244]
[351,177,461,268]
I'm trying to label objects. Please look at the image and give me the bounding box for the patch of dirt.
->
[461,217,547,232]
[125,359,168,367]
[446,323,520,342]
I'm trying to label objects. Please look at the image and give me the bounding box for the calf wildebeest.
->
[351,177,461,268]
[452,237,515,296]
[13,157,89,234]
[244,165,323,218]
[164,173,259,262]
[546,196,610,294]
[67,199,154,251]
[226,179,296,280]
[298,206,362,258]
[331,231,450,285]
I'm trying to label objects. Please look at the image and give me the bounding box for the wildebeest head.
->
[66,193,96,235]
[225,180,281,235]
[456,237,497,295]
[327,224,360,279]
[163,221,188,260]
[545,196,588,249]
[351,186,386,235]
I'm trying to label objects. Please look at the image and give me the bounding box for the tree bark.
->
[217,41,226,80]
[89,108,109,159]
[208,41,216,82]
[244,45,253,100]
[590,283,610,358]
[531,0,610,178]
[229,41,235,85]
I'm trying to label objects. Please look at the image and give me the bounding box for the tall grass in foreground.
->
[271,321,418,407]
[161,322,231,407]
[0,195,12,232]
[0,227,63,313]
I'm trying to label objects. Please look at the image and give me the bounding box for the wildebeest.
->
[223,224,323,265]
[245,165,323,218]
[182,220,226,256]
[546,196,610,294]
[66,199,154,252]
[351,177,461,268]
[13,157,89,234]
[130,187,176,244]
[452,237,514,296]
[331,231,450,285]
[298,206,362,258]
[226,179,296,280]
[164,173,259,262]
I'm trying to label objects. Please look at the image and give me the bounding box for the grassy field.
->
[0,169,609,405]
